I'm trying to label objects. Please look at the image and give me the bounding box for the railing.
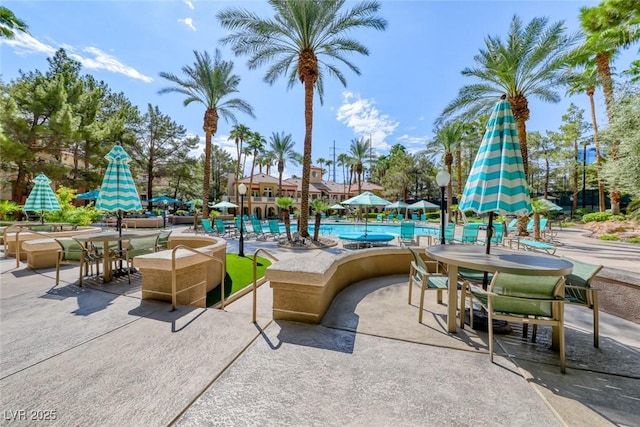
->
[252,248,279,323]
[159,244,226,311]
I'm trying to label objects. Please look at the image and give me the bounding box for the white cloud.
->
[1,32,153,83]
[178,18,196,31]
[336,91,399,154]
[396,134,429,154]
[183,0,195,10]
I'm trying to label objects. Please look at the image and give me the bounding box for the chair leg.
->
[458,282,467,330]
[593,293,599,348]
[418,279,427,324]
[488,302,494,364]
[559,319,566,374]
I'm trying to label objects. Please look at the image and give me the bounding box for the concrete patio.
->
[0,226,638,426]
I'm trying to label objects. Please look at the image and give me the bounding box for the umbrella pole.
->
[482,212,495,289]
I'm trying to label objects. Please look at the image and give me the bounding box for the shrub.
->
[576,208,594,217]
[599,234,619,241]
[627,237,640,244]
[582,212,613,222]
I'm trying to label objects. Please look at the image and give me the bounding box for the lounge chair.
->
[267,219,282,240]
[464,272,567,373]
[399,221,416,246]
[215,218,235,238]
[444,223,455,244]
[477,223,503,246]
[200,218,216,235]
[251,219,268,240]
[454,224,479,244]
[518,239,557,255]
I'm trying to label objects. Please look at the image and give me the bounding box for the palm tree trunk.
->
[299,77,314,238]
[248,153,257,214]
[588,91,605,212]
[203,133,211,219]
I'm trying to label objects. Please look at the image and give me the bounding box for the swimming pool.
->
[282,222,439,236]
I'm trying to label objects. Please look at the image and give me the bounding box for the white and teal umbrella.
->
[96,145,142,231]
[23,173,61,223]
[341,191,390,236]
[210,200,239,209]
[459,97,531,257]
[407,200,440,211]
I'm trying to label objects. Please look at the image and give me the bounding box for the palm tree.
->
[158,49,254,217]
[269,131,299,197]
[0,6,29,39]
[337,153,351,198]
[439,15,580,177]
[229,124,252,205]
[325,159,333,181]
[426,122,463,220]
[218,0,387,238]
[348,137,370,194]
[276,196,294,242]
[316,157,326,179]
[578,1,640,214]
[247,131,266,214]
[310,199,330,241]
[567,66,606,212]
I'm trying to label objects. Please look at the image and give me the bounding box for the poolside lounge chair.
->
[477,223,503,246]
[464,272,567,373]
[454,224,479,244]
[267,219,282,240]
[251,219,268,240]
[407,248,448,324]
[444,223,455,244]
[200,219,216,235]
[215,218,235,238]
[399,221,416,246]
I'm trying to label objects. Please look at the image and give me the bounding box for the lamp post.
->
[238,183,247,257]
[436,169,451,244]
[162,200,168,229]
[569,195,574,219]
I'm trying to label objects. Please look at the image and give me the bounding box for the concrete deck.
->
[1,225,638,426]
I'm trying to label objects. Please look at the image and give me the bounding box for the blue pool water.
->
[281,222,439,236]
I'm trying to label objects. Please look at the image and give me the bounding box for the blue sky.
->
[1,1,636,180]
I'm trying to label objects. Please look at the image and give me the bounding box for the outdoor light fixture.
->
[162,200,168,229]
[238,183,247,257]
[436,170,451,244]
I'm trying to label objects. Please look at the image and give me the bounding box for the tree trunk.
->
[299,77,314,238]
[533,211,541,241]
[314,212,321,241]
[283,208,292,242]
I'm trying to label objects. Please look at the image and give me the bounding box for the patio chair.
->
[200,218,216,235]
[236,216,252,238]
[55,238,102,287]
[478,223,504,246]
[251,219,268,240]
[562,257,603,347]
[156,230,172,251]
[464,272,566,373]
[454,224,479,244]
[399,221,416,246]
[407,248,448,323]
[420,213,427,222]
[267,219,282,240]
[215,218,235,238]
[444,223,455,243]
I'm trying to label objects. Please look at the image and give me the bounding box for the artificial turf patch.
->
[206,254,272,307]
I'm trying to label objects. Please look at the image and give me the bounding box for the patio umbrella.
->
[341,191,390,236]
[459,97,531,284]
[210,201,239,209]
[76,189,100,200]
[535,198,563,212]
[23,173,62,223]
[407,200,440,211]
[149,195,180,205]
[329,203,345,210]
[96,145,142,236]
[384,200,409,216]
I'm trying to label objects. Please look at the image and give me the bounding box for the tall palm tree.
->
[158,49,254,217]
[567,66,606,212]
[439,15,580,177]
[218,0,387,238]
[246,131,266,214]
[337,153,351,198]
[348,137,370,194]
[269,131,299,197]
[578,1,639,213]
[325,159,333,181]
[425,122,463,220]
[316,157,327,179]
[229,124,251,205]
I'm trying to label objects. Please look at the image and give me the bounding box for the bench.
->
[266,247,419,323]
[517,239,557,255]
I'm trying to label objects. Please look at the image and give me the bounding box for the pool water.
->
[282,222,439,236]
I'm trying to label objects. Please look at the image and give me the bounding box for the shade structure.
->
[150,195,180,205]
[210,200,239,209]
[96,145,142,232]
[76,189,100,200]
[341,191,390,235]
[407,200,440,210]
[384,201,409,210]
[329,203,345,210]
[23,173,61,223]
[459,98,531,261]
[535,198,563,212]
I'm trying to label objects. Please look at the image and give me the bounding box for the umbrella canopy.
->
[384,200,409,210]
[535,198,563,212]
[23,173,61,223]
[210,200,239,209]
[407,200,440,210]
[329,203,346,210]
[341,191,390,235]
[96,145,142,232]
[459,98,531,259]
[76,189,100,200]
[149,195,180,204]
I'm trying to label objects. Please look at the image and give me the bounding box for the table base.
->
[464,309,512,334]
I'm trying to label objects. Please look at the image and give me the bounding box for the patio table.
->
[425,245,573,335]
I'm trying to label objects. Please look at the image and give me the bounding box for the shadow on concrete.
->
[128,301,207,333]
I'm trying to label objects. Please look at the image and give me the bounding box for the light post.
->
[238,183,247,257]
[569,195,574,219]
[436,169,451,244]
[162,200,168,229]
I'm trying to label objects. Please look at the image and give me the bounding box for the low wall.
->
[5,227,102,260]
[169,216,196,225]
[133,235,227,307]
[266,247,427,323]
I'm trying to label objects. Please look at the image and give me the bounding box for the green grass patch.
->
[599,234,620,241]
[206,254,272,307]
[626,237,640,244]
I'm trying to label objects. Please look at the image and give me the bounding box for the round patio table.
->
[425,245,573,333]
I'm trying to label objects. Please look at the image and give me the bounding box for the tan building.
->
[231,166,383,219]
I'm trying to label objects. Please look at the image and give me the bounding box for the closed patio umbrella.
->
[23,173,62,223]
[458,97,531,287]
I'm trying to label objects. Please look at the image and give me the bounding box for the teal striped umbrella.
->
[23,174,61,223]
[459,98,531,258]
[96,145,142,231]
